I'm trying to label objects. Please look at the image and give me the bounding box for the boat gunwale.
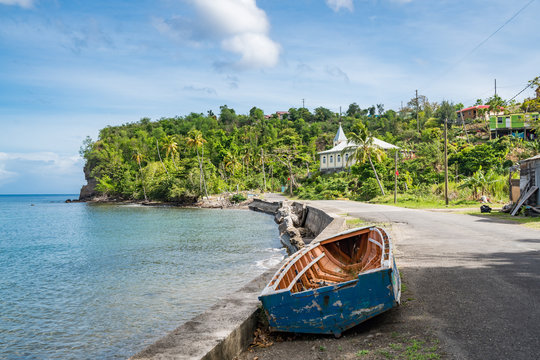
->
[261,226,394,297]
[261,260,393,297]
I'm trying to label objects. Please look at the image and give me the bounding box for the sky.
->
[0,0,539,194]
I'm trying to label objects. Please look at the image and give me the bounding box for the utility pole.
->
[494,79,497,96]
[444,118,449,206]
[261,148,266,192]
[460,109,470,144]
[416,89,420,132]
[302,98,305,109]
[394,150,398,204]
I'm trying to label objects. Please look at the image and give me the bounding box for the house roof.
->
[334,124,347,144]
[520,154,540,164]
[318,137,399,155]
[457,105,504,113]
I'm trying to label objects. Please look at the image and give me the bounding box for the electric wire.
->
[423,0,536,92]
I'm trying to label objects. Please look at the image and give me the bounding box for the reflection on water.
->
[0,195,283,359]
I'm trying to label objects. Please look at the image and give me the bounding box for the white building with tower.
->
[318,124,399,173]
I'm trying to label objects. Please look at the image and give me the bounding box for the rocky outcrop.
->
[274,201,313,255]
[248,199,282,215]
[78,163,101,201]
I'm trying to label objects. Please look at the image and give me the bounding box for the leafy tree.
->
[162,135,179,170]
[346,103,360,118]
[435,100,457,125]
[343,121,386,195]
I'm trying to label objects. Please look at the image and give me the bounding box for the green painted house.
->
[489,112,538,140]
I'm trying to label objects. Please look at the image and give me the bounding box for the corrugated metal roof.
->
[520,154,540,163]
[457,105,504,113]
[318,137,399,154]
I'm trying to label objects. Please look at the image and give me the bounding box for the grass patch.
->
[362,336,442,360]
[346,217,367,229]
[356,349,370,357]
[463,210,540,229]
[371,194,481,209]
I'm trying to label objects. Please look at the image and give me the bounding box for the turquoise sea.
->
[0,195,283,359]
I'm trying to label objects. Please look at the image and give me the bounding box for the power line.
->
[509,81,534,101]
[426,0,536,88]
[454,0,535,68]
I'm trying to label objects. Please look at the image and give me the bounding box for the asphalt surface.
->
[302,200,540,360]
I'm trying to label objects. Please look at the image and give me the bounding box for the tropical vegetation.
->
[80,77,540,205]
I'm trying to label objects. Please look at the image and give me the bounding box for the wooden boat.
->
[259,226,400,337]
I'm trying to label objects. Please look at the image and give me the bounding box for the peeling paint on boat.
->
[259,226,401,336]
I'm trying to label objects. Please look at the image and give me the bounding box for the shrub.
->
[357,178,382,201]
[230,193,247,203]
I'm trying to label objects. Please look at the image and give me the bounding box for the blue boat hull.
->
[259,265,400,337]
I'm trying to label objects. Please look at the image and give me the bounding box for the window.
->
[322,156,326,164]
[330,155,333,163]
[497,117,503,124]
[337,155,341,163]
[345,153,349,162]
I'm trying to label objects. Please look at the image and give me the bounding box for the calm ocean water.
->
[0,195,283,359]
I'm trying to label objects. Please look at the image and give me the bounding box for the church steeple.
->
[333,123,347,147]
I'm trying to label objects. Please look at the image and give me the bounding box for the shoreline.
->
[129,197,347,360]
[67,196,255,210]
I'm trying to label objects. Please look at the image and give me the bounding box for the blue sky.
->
[0,0,539,194]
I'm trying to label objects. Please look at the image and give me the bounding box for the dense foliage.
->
[81,86,539,204]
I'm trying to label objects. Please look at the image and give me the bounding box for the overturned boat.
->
[259,226,400,337]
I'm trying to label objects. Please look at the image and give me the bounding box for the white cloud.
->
[221,32,280,69]
[159,0,281,69]
[0,152,82,175]
[325,0,354,12]
[0,0,34,8]
[0,152,84,193]
[193,0,269,36]
[0,163,17,186]
[325,65,350,83]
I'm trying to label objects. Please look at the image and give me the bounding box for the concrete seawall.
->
[301,203,345,242]
[131,199,345,360]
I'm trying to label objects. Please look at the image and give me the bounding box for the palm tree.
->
[154,138,169,176]
[224,151,241,178]
[459,166,501,199]
[132,151,148,201]
[162,135,178,170]
[241,147,251,177]
[342,122,386,195]
[187,129,208,198]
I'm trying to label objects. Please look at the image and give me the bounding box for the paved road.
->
[304,201,540,360]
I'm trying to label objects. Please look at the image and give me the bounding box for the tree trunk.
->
[201,146,209,198]
[171,154,178,171]
[369,156,385,196]
[156,139,169,175]
[196,149,203,194]
[137,162,148,201]
[486,111,492,140]
[261,148,266,192]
